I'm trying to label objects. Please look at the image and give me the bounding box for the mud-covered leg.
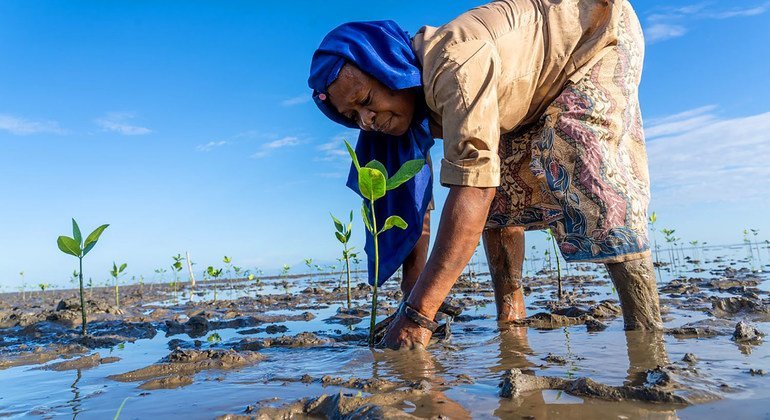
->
[402,211,430,298]
[606,255,663,330]
[483,226,526,321]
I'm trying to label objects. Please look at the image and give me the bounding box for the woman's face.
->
[327,63,417,136]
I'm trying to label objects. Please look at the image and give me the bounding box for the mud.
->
[498,367,693,404]
[236,332,335,350]
[109,348,265,389]
[36,353,120,371]
[1,245,769,418]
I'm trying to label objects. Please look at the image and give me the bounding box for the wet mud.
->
[1,246,769,418]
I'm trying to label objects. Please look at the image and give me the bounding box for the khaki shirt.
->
[412,0,627,187]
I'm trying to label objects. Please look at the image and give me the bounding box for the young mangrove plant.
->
[38,283,51,298]
[648,212,663,279]
[331,211,355,308]
[751,229,763,269]
[110,262,127,308]
[661,228,677,272]
[545,229,563,300]
[344,140,424,346]
[172,254,184,296]
[207,266,223,301]
[18,271,26,301]
[57,219,109,335]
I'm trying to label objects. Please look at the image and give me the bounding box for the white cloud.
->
[195,140,227,152]
[646,106,770,204]
[95,112,152,135]
[281,95,311,106]
[644,2,769,44]
[251,136,300,158]
[710,4,769,19]
[0,114,66,135]
[644,105,717,139]
[644,23,687,43]
[315,130,357,162]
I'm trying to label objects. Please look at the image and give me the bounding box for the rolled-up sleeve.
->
[432,40,501,188]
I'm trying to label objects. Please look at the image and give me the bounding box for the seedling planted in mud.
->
[172,254,184,296]
[545,229,563,300]
[110,262,127,308]
[57,219,109,335]
[18,271,26,301]
[331,211,355,308]
[344,140,424,346]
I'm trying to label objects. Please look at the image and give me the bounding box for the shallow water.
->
[1,246,769,419]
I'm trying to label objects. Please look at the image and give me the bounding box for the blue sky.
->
[1,1,769,288]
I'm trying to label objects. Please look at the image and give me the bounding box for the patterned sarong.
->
[487,4,650,264]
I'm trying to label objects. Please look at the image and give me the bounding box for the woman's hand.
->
[379,312,433,350]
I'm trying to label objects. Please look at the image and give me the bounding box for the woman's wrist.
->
[398,301,438,332]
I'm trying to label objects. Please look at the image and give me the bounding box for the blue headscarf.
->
[308,20,434,286]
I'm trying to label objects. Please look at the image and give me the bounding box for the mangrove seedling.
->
[57,219,109,335]
[331,211,355,308]
[38,283,50,297]
[207,266,223,301]
[110,262,127,308]
[304,258,314,285]
[344,139,424,346]
[172,254,184,295]
[545,229,563,300]
[18,271,26,301]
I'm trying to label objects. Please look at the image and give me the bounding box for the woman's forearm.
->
[406,185,495,318]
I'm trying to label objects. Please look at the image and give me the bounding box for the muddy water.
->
[0,245,768,419]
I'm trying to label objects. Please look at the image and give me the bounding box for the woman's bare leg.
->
[606,255,663,330]
[401,212,430,298]
[483,226,526,321]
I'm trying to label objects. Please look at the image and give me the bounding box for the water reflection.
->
[68,369,82,419]
[624,330,670,386]
[372,349,471,419]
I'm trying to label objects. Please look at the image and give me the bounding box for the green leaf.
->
[386,159,425,190]
[361,201,373,233]
[57,236,81,257]
[83,224,109,256]
[72,219,82,246]
[348,210,353,223]
[364,160,388,179]
[345,229,351,242]
[335,231,346,244]
[378,215,408,235]
[358,167,386,201]
[119,263,127,272]
[330,213,344,234]
[344,140,360,171]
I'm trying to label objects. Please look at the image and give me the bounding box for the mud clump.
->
[732,321,765,343]
[0,343,89,370]
[109,348,264,389]
[37,352,120,371]
[710,297,770,320]
[222,389,427,420]
[512,312,594,330]
[498,368,689,404]
[139,374,195,390]
[542,353,567,365]
[236,332,334,351]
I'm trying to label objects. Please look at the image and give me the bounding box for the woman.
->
[309,0,662,350]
